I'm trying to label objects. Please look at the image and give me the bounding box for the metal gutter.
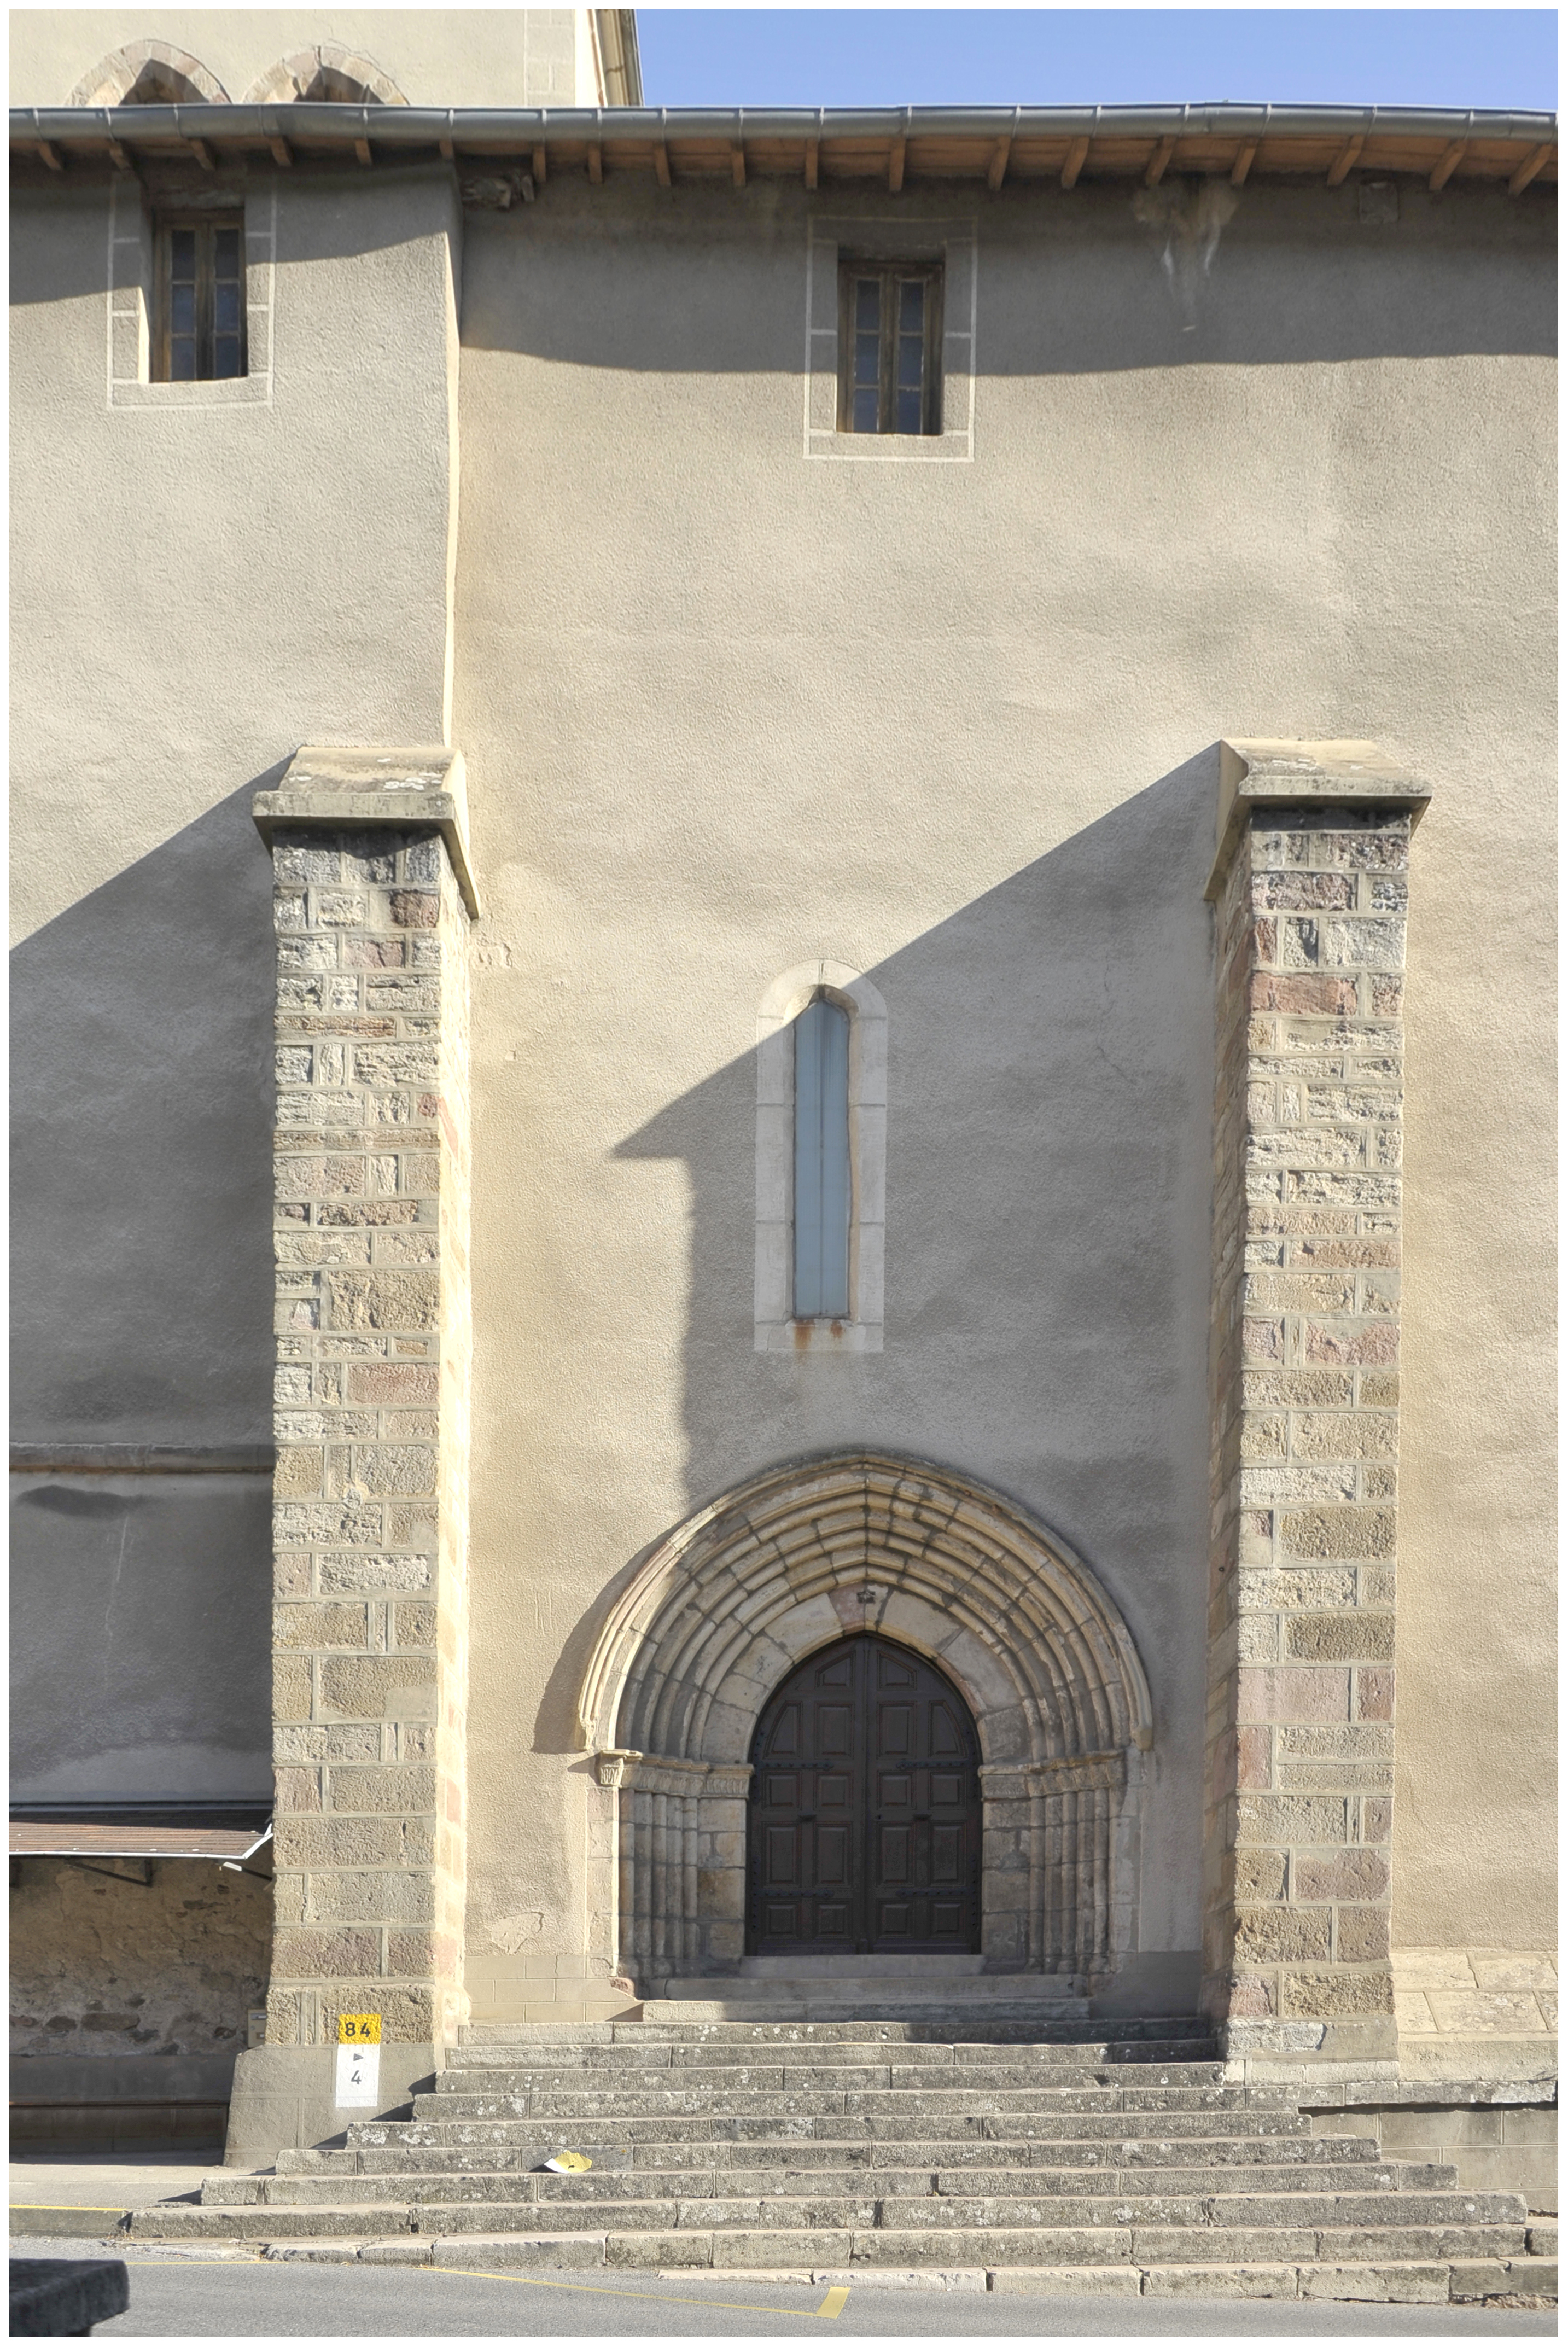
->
[10,100,1558,152]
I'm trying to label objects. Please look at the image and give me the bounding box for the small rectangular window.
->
[156,214,247,382]
[837,259,942,436]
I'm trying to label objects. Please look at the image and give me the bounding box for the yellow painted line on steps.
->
[427,2263,851,2318]
[91,2255,851,2319]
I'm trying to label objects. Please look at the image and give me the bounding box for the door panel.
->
[747,1633,982,1954]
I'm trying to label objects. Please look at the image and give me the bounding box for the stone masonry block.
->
[270,1927,381,1979]
[1286,1614,1395,1662]
[1293,1848,1389,1902]
[1237,1669,1350,1723]
[273,1601,371,1650]
[1279,1509,1395,1560]
[318,1656,437,1719]
[1234,1908,1333,1963]
[327,1272,441,1333]
[325,1765,438,1814]
[273,1653,313,1720]
[275,1816,409,1869]
[1281,1967,1394,2017]
[1334,1906,1390,1961]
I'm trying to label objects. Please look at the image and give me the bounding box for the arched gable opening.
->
[579,1451,1153,1994]
[69,43,230,106]
[241,48,407,106]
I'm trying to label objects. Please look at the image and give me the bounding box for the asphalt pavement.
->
[11,2238,1555,2339]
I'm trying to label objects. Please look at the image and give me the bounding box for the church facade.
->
[10,15,1557,2184]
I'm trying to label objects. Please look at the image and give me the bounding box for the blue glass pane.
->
[899,279,924,330]
[854,330,879,386]
[214,229,240,275]
[214,284,241,333]
[213,336,242,378]
[852,386,879,432]
[170,229,196,276]
[168,339,196,381]
[896,387,923,433]
[854,278,879,329]
[793,999,850,1321]
[897,338,924,389]
[170,284,195,333]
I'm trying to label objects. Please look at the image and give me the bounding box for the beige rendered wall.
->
[9,154,1554,2021]
[10,164,461,1801]
[10,11,609,109]
[448,173,1554,2010]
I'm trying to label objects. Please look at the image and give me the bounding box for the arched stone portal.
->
[577,1453,1153,1995]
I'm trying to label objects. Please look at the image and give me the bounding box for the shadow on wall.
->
[10,776,278,1801]
[529,751,1219,1760]
[456,175,1555,373]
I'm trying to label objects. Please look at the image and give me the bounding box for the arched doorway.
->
[747,1634,981,1956]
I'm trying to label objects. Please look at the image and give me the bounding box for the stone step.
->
[444,2036,1216,2071]
[637,2001,1101,2026]
[462,2015,1213,2047]
[223,2160,1462,2208]
[125,2203,1538,2269]
[419,2083,1266,2121]
[363,2106,1318,2146]
[433,2059,1231,2097]
[284,2132,1390,2176]
[230,2237,1562,2302]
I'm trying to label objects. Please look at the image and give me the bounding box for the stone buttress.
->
[226,746,477,2159]
[1202,739,1431,2071]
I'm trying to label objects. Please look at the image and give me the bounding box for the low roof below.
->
[9,100,1558,197]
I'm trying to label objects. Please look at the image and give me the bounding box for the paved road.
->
[14,2239,1554,2339]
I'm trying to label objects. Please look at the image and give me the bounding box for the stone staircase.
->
[130,2018,1558,2303]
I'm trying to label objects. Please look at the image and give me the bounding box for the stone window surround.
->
[107,175,275,409]
[754,960,886,1354]
[804,216,977,463]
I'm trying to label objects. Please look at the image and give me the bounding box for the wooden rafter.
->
[1508,142,1550,194]
[654,141,671,187]
[353,136,372,166]
[1144,136,1177,188]
[36,138,62,171]
[987,136,1011,192]
[587,143,603,183]
[1428,139,1466,191]
[1326,135,1364,187]
[804,137,818,190]
[186,136,215,171]
[731,141,746,189]
[1231,140,1258,186]
[888,135,905,193]
[1061,135,1090,189]
[532,144,546,187]
[268,133,294,166]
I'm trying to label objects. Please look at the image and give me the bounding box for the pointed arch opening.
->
[241,48,408,107]
[580,1451,1153,1995]
[69,43,230,107]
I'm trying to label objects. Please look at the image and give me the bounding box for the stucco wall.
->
[9,10,600,110]
[448,173,1554,1997]
[9,154,1554,2000]
[9,164,461,1798]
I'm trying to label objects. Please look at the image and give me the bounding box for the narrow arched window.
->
[793,997,851,1320]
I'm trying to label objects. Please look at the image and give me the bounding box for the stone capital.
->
[254,744,481,918]
[1205,738,1432,899]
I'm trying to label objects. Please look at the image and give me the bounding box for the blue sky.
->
[637,10,1558,111]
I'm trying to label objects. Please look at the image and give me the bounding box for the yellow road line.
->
[427,2262,850,2317]
[85,2252,851,2319]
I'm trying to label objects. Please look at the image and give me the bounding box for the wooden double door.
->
[747,1634,982,1955]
